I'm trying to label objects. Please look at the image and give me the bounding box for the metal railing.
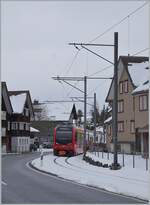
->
[88,144,149,170]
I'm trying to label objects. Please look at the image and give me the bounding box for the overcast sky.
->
[1,1,149,114]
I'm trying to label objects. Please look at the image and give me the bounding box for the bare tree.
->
[33,100,49,121]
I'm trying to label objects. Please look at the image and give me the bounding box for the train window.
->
[56,129,72,145]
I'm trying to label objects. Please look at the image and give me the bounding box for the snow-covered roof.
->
[30,126,40,132]
[10,93,26,113]
[106,57,149,102]
[96,127,104,133]
[108,107,112,112]
[104,116,112,124]
[128,62,149,87]
[132,80,149,95]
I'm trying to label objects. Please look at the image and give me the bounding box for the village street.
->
[1,1,149,204]
[1,151,148,204]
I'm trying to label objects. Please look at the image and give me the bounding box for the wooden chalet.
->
[8,90,34,152]
[1,82,13,153]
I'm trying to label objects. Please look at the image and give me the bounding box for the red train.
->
[53,124,84,156]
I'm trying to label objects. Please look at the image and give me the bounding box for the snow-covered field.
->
[31,151,149,201]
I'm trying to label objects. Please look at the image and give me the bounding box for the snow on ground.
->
[31,151,149,201]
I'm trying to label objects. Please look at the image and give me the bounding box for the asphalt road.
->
[1,153,147,204]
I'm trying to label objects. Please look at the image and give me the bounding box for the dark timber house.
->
[1,82,13,153]
[8,90,34,152]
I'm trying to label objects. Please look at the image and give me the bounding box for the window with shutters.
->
[124,80,128,93]
[139,95,148,111]
[130,121,135,133]
[119,82,123,94]
[118,121,124,132]
[118,100,124,113]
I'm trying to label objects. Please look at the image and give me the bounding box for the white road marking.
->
[2,181,7,186]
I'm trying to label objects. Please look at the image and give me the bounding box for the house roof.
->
[69,103,77,121]
[132,80,149,95]
[1,82,13,114]
[119,56,148,65]
[104,116,112,124]
[9,90,34,116]
[30,126,40,133]
[96,126,104,133]
[106,56,149,102]
[128,61,149,87]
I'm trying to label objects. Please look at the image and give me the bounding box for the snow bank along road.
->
[31,152,148,203]
[2,153,147,204]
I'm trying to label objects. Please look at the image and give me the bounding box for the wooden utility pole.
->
[112,32,119,169]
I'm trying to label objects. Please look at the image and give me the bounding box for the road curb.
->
[28,160,148,204]
[29,162,58,177]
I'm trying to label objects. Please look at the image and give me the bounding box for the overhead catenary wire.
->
[88,2,148,43]
[63,46,149,100]
[86,46,149,95]
[63,2,148,98]
[88,46,149,78]
[88,64,113,77]
[58,49,80,99]
[64,50,80,75]
[127,15,130,55]
[56,2,148,105]
[132,47,150,56]
[88,79,111,97]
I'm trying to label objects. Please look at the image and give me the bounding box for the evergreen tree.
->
[90,105,101,126]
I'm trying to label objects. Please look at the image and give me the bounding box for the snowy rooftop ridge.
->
[30,126,40,132]
[96,126,104,133]
[128,61,149,87]
[10,93,26,113]
[132,80,149,95]
[104,116,112,124]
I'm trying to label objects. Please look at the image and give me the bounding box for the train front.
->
[53,124,75,156]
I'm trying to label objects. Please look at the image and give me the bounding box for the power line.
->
[64,47,149,100]
[62,2,148,98]
[66,81,80,97]
[88,46,149,78]
[64,50,80,75]
[63,2,148,98]
[88,64,113,77]
[132,47,149,56]
[127,15,130,55]
[89,2,148,43]
[88,80,109,96]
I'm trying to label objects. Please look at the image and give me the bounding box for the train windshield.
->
[56,127,73,144]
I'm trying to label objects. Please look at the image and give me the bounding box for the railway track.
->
[53,157,77,171]
[53,155,148,185]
